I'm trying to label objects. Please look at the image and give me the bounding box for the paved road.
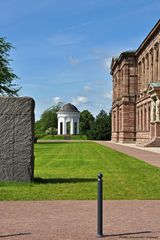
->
[0,201,160,240]
[95,141,160,168]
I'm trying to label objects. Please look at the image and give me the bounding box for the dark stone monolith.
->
[0,97,35,182]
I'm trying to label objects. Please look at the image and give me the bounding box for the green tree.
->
[0,37,20,96]
[40,103,62,137]
[79,110,95,135]
[35,119,43,137]
[86,110,111,140]
[95,110,111,140]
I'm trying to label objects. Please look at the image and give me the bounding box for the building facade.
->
[111,20,160,146]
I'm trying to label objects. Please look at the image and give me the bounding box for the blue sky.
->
[1,0,160,120]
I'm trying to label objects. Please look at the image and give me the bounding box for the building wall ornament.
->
[156,97,160,122]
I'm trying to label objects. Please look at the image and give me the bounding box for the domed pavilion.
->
[57,103,80,135]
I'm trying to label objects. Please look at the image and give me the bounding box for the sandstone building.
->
[111,20,160,146]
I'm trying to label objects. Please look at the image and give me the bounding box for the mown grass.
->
[0,142,160,200]
[40,134,87,140]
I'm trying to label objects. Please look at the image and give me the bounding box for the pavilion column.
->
[63,117,67,134]
[70,118,74,135]
[58,118,61,135]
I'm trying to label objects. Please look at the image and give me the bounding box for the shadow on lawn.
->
[34,177,96,184]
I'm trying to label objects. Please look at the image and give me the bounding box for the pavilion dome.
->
[58,103,80,112]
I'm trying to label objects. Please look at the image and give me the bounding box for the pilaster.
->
[153,45,157,81]
[145,56,148,88]
[151,98,156,122]
[158,41,160,81]
[142,58,145,89]
[149,49,153,82]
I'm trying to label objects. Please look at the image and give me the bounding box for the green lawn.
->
[0,142,160,200]
[40,134,87,140]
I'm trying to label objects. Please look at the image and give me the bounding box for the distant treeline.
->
[35,104,111,140]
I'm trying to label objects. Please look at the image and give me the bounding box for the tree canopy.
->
[86,110,111,140]
[0,37,20,96]
[35,103,63,138]
[35,105,112,141]
[79,110,95,135]
[94,110,111,140]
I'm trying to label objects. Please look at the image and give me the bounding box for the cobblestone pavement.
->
[0,201,160,240]
[95,141,160,168]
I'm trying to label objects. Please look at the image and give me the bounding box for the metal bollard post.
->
[97,172,103,238]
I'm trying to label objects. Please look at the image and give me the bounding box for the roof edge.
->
[110,50,136,74]
[136,19,160,56]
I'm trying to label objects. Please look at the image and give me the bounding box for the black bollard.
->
[97,173,103,238]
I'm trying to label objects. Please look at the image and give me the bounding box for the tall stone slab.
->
[0,97,35,182]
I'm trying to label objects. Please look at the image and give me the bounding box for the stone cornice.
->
[110,51,136,75]
[111,19,160,75]
[136,19,160,56]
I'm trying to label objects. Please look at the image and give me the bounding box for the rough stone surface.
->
[0,97,35,182]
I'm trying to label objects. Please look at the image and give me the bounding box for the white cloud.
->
[72,96,88,106]
[49,33,83,46]
[104,90,112,99]
[53,96,62,105]
[84,85,92,92]
[69,56,80,65]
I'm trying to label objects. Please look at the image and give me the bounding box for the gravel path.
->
[0,200,160,240]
